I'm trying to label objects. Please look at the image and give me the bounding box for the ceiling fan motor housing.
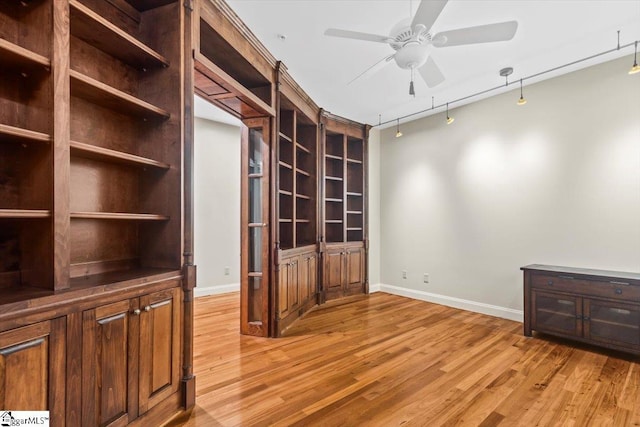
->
[390,19,431,69]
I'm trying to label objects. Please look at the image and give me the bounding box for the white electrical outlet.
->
[402,270,407,279]
[424,273,429,283]
[224,267,230,275]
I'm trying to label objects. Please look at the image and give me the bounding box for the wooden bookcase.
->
[0,0,53,291]
[277,101,317,250]
[0,0,193,424]
[68,0,182,285]
[274,65,320,335]
[321,113,369,301]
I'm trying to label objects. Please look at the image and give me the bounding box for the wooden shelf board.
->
[296,168,311,177]
[70,70,170,119]
[0,123,51,144]
[346,192,363,197]
[69,0,169,68]
[71,212,169,221]
[296,194,311,200]
[325,154,343,161]
[0,38,50,70]
[325,198,343,203]
[0,209,51,219]
[279,219,293,223]
[347,158,363,164]
[325,176,343,181]
[346,227,363,231]
[194,54,275,118]
[279,161,293,170]
[296,142,311,154]
[248,173,263,178]
[279,189,293,196]
[70,140,170,170]
[325,220,343,224]
[69,267,181,290]
[295,219,310,223]
[279,132,293,143]
[347,211,363,215]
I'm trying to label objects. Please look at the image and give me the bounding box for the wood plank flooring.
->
[168,292,640,426]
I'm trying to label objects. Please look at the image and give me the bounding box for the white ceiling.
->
[203,1,640,128]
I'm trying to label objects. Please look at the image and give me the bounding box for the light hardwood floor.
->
[169,292,640,426]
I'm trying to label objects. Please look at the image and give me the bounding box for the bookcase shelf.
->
[70,212,169,221]
[0,123,51,144]
[0,38,50,70]
[0,209,51,219]
[70,140,170,170]
[69,0,169,69]
[70,70,170,119]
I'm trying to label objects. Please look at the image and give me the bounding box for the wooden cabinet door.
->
[278,259,291,319]
[299,255,310,305]
[0,319,64,421]
[345,247,364,291]
[288,257,300,311]
[301,253,317,305]
[309,254,318,299]
[83,299,137,427]
[532,290,582,338]
[584,299,640,350]
[139,288,181,415]
[324,248,344,292]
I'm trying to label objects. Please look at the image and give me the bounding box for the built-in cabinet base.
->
[0,275,185,426]
[276,246,318,336]
[323,242,366,301]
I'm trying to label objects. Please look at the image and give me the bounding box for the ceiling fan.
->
[324,0,518,95]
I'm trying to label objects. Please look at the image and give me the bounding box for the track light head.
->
[395,119,403,138]
[630,41,640,75]
[446,116,455,125]
[517,79,527,105]
[409,80,415,96]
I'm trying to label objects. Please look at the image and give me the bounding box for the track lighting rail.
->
[376,39,638,128]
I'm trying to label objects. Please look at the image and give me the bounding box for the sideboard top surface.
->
[521,264,640,282]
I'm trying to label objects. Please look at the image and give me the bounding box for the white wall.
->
[194,117,242,296]
[379,56,640,320]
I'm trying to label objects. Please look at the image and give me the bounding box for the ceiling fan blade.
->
[412,0,448,32]
[324,28,392,43]
[348,54,396,85]
[432,21,518,47]
[418,56,445,88]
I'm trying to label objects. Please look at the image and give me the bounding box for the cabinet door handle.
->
[610,281,630,286]
[583,316,591,321]
[144,305,151,312]
[547,280,554,286]
[615,288,623,295]
[133,309,141,315]
[610,308,631,315]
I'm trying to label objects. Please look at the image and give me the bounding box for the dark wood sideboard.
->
[522,264,640,355]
